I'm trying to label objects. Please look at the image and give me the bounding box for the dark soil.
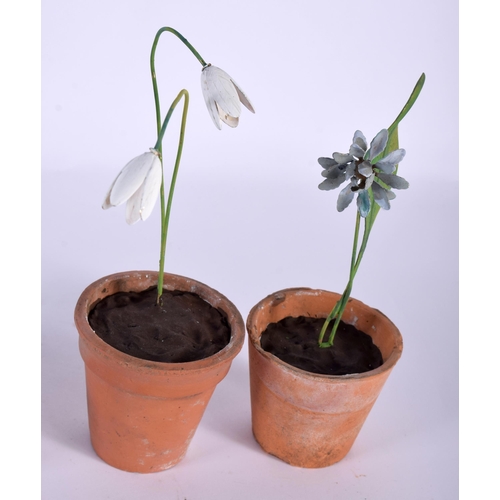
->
[260,316,383,375]
[88,287,231,363]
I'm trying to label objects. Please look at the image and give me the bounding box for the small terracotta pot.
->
[246,288,403,468]
[75,271,245,473]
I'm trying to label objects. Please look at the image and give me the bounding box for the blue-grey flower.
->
[318,129,409,217]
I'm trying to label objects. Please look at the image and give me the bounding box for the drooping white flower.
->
[200,64,255,129]
[102,149,162,225]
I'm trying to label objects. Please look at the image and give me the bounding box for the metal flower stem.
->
[154,90,190,303]
[318,207,374,347]
[150,27,206,140]
[149,27,206,303]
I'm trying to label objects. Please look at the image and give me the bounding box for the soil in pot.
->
[88,286,231,363]
[260,316,383,375]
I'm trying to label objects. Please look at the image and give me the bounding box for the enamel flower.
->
[318,129,409,217]
[201,64,255,129]
[102,149,162,225]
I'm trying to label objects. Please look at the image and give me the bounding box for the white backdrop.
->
[42,0,458,498]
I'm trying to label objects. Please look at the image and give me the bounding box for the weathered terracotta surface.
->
[75,271,245,473]
[246,288,403,468]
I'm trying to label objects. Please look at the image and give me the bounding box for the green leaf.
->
[385,126,400,173]
[388,73,426,135]
[371,73,424,166]
[352,74,425,253]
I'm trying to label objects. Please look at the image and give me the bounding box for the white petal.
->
[217,103,239,127]
[207,98,222,129]
[203,65,241,117]
[125,188,142,225]
[125,156,162,224]
[201,70,222,130]
[105,152,158,208]
[231,77,255,113]
[102,187,113,210]
[139,159,162,221]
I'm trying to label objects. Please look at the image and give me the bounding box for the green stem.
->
[318,203,375,347]
[318,211,360,346]
[149,27,205,303]
[150,26,206,136]
[155,90,190,303]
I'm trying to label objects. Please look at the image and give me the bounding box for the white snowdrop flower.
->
[200,64,255,129]
[102,149,162,225]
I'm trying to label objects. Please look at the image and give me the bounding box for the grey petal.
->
[374,160,396,174]
[352,130,367,151]
[322,164,346,180]
[358,161,373,177]
[376,148,406,173]
[333,152,354,164]
[377,172,409,189]
[387,190,396,200]
[356,189,371,217]
[372,182,390,210]
[380,148,406,164]
[364,172,375,190]
[369,129,389,161]
[337,183,355,211]
[319,177,345,191]
[318,157,338,169]
[345,162,356,179]
[349,143,365,158]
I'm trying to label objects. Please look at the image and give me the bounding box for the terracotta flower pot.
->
[246,287,403,468]
[75,271,245,473]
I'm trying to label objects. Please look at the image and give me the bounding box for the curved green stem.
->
[150,27,207,138]
[155,90,190,303]
[149,27,205,303]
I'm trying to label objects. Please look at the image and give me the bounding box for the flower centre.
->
[352,159,370,191]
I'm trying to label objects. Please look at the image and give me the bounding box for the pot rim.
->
[246,287,403,381]
[75,270,245,373]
